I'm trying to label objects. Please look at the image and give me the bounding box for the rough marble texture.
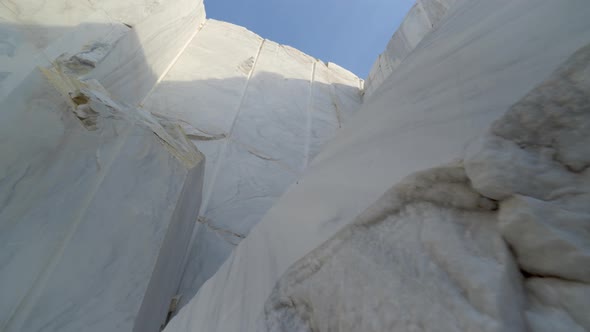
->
[165,0,590,331]
[263,165,524,331]
[464,45,590,331]
[1,1,210,328]
[0,67,204,332]
[262,45,590,331]
[142,19,363,309]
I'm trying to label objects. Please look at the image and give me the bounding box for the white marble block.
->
[363,0,458,99]
[0,66,204,332]
[141,19,363,309]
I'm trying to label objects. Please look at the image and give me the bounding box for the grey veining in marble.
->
[1,0,363,327]
[364,0,458,99]
[0,65,204,332]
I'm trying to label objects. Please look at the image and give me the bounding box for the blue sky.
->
[204,0,415,78]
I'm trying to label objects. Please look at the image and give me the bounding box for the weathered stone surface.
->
[263,165,524,332]
[260,43,590,332]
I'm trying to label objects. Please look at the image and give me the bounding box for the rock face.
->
[465,45,590,331]
[2,0,589,331]
[263,165,524,332]
[0,67,204,332]
[165,0,590,331]
[262,44,590,331]
[140,20,363,308]
[1,0,362,330]
[1,1,208,331]
[363,0,458,98]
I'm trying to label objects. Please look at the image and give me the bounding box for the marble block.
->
[307,62,340,162]
[0,67,204,332]
[165,0,590,331]
[174,140,299,308]
[230,40,315,173]
[140,19,362,312]
[143,20,263,137]
[89,0,206,106]
[0,0,109,50]
[364,0,458,99]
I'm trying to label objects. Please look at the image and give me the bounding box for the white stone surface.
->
[0,3,129,102]
[464,46,590,331]
[142,19,363,309]
[0,66,204,332]
[0,0,110,50]
[88,0,185,26]
[230,39,314,173]
[260,43,590,332]
[89,0,206,106]
[165,0,590,331]
[143,20,263,138]
[364,0,458,99]
[0,7,46,100]
[263,165,524,332]
[4,0,589,331]
[1,0,211,327]
[2,2,362,325]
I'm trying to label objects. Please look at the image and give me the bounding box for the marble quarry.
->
[1,0,589,331]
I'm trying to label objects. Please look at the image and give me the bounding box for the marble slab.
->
[139,20,362,312]
[174,223,236,310]
[202,141,299,236]
[143,20,263,139]
[307,62,340,162]
[0,6,46,100]
[176,140,298,308]
[306,62,362,163]
[0,0,109,50]
[326,62,363,126]
[230,40,315,173]
[89,0,206,106]
[364,0,459,99]
[0,67,204,332]
[0,3,128,102]
[88,0,182,27]
[1,0,364,330]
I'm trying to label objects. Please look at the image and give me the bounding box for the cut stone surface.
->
[261,43,590,332]
[0,67,204,332]
[141,19,363,308]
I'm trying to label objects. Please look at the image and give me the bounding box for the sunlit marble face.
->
[0,0,363,330]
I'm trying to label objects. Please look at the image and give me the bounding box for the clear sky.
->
[204,0,415,78]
